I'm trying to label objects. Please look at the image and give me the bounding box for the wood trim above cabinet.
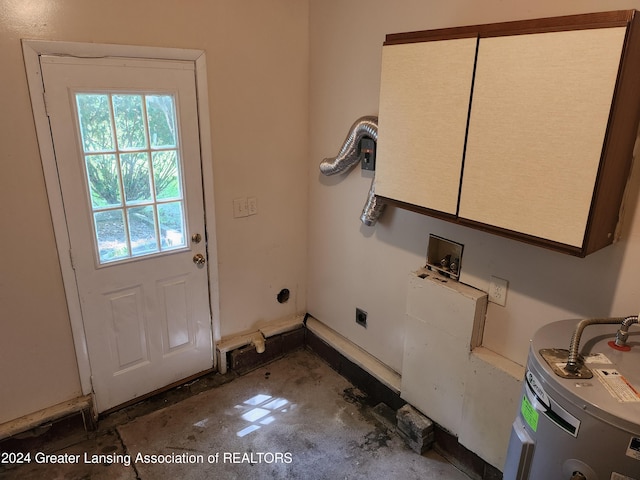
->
[377,10,640,257]
[384,10,634,45]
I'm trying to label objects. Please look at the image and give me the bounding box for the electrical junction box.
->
[360,137,376,171]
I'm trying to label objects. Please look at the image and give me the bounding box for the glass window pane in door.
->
[120,152,152,204]
[94,210,129,262]
[152,151,182,200]
[76,94,115,152]
[128,206,159,256]
[146,95,177,148]
[158,201,185,249]
[85,154,122,208]
[113,94,147,150]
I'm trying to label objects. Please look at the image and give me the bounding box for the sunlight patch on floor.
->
[234,394,292,437]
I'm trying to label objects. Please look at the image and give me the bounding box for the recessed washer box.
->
[426,234,463,280]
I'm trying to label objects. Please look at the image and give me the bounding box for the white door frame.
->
[22,39,221,396]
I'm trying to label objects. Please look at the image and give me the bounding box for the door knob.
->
[193,253,206,266]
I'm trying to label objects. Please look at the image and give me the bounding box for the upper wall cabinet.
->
[375,11,640,257]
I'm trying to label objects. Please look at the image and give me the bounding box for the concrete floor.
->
[0,349,470,479]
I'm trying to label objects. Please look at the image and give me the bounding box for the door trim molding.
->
[22,39,221,396]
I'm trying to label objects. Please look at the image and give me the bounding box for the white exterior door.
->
[40,55,214,413]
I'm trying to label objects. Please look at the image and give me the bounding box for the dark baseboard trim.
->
[304,328,405,410]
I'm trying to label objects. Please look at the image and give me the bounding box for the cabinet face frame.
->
[378,10,640,257]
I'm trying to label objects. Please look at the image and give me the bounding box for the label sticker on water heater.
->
[627,436,640,461]
[593,369,640,403]
[520,395,538,432]
[524,369,581,437]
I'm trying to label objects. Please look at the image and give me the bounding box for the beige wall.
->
[0,0,309,424]
[308,0,640,372]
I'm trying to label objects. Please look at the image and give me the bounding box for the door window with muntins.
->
[75,92,186,263]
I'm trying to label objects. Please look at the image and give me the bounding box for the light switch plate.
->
[233,197,248,218]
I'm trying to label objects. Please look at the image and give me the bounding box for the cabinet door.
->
[376,38,476,215]
[459,27,626,247]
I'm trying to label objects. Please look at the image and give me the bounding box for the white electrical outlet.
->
[488,276,508,306]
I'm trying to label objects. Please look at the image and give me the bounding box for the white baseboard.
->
[216,314,305,374]
[305,316,401,394]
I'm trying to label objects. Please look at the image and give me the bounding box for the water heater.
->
[504,318,640,479]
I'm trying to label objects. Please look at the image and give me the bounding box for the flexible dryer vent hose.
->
[319,116,385,226]
[319,116,379,176]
